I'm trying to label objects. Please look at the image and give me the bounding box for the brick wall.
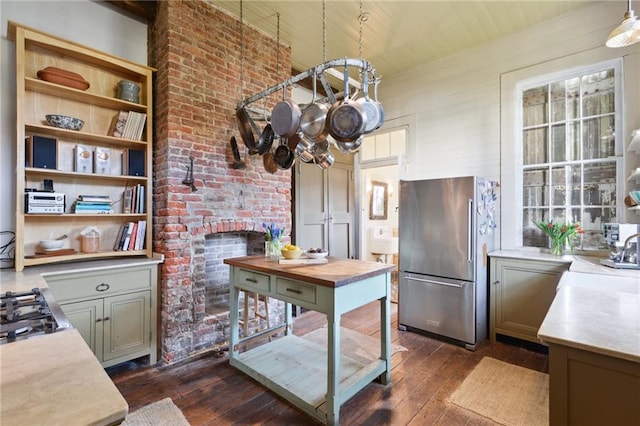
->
[149,0,292,364]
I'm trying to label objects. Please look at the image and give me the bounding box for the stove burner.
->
[0,287,71,344]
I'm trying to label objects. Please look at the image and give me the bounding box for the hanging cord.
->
[0,231,15,269]
[358,0,363,60]
[239,0,245,100]
[322,0,327,63]
[276,12,280,79]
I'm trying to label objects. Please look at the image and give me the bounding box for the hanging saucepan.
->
[357,70,381,134]
[263,149,278,174]
[236,106,259,155]
[326,65,367,143]
[335,135,364,154]
[271,85,301,138]
[299,71,329,142]
[286,132,301,151]
[257,123,275,155]
[372,76,385,131]
[274,139,295,170]
[296,134,315,163]
[312,138,333,169]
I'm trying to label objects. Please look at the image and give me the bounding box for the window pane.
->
[550,166,579,206]
[523,128,547,165]
[583,117,615,160]
[582,69,615,117]
[523,208,547,247]
[566,78,579,119]
[523,86,547,126]
[523,168,548,206]
[550,81,565,122]
[583,161,617,207]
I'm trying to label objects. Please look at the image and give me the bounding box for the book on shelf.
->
[127,222,138,251]
[134,220,146,250]
[113,224,126,250]
[93,147,111,175]
[74,144,92,173]
[120,222,135,250]
[111,111,128,138]
[122,187,133,214]
[78,194,112,202]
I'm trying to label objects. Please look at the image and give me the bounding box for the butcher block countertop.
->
[1,329,128,426]
[223,255,396,287]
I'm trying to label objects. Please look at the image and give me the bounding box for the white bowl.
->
[40,239,64,250]
[305,250,328,259]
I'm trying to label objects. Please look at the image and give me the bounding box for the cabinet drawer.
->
[235,269,270,293]
[45,267,152,302]
[275,278,316,306]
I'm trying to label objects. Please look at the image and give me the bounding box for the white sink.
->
[370,236,399,255]
[369,226,399,254]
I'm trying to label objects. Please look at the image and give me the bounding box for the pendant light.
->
[606,0,640,48]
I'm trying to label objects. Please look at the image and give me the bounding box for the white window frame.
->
[500,47,626,251]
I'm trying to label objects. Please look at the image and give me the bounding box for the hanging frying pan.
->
[357,70,381,134]
[236,107,259,155]
[230,136,246,169]
[372,76,385,131]
[274,139,295,170]
[300,72,329,142]
[257,123,275,155]
[271,85,301,138]
[263,150,278,174]
[326,66,366,143]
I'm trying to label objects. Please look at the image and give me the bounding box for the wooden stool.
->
[239,290,270,336]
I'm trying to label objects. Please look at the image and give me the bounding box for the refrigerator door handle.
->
[467,198,473,263]
[406,276,464,288]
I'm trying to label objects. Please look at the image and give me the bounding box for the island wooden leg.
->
[229,278,240,358]
[326,311,341,426]
[379,273,392,385]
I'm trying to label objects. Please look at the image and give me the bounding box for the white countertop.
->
[538,271,640,363]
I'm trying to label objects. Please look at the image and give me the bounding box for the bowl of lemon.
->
[281,243,303,259]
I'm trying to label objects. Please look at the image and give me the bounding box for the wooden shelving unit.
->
[8,21,155,271]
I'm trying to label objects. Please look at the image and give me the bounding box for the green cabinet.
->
[489,255,570,343]
[45,262,158,368]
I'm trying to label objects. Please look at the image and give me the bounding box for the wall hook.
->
[183,156,197,192]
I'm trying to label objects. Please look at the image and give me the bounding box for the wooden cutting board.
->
[26,248,77,258]
[278,257,329,265]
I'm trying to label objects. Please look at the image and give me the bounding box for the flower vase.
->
[551,239,564,256]
[265,239,282,260]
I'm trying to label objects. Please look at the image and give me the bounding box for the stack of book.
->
[112,110,147,141]
[122,184,145,214]
[73,195,113,214]
[113,220,146,251]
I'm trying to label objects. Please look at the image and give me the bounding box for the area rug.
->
[449,356,548,426]
[121,397,190,426]
[301,326,407,364]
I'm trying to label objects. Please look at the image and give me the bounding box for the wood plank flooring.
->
[107,302,548,425]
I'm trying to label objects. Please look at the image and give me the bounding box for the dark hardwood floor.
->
[107,302,548,425]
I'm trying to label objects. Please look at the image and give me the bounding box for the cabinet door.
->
[490,257,568,343]
[61,299,104,360]
[103,291,150,362]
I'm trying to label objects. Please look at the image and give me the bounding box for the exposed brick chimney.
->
[149,0,292,364]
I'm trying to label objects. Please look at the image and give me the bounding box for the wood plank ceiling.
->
[208,0,603,79]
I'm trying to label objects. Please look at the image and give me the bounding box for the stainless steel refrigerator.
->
[398,176,497,350]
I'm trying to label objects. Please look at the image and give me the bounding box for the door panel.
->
[61,299,103,359]
[103,291,150,361]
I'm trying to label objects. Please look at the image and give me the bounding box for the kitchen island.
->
[224,255,395,426]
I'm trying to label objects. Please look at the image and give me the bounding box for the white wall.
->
[0,1,147,235]
[379,1,640,249]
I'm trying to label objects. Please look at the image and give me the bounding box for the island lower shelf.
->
[231,332,387,423]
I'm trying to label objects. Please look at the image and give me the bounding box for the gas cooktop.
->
[0,287,71,345]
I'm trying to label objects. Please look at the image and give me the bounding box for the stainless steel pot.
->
[357,70,381,134]
[271,87,301,138]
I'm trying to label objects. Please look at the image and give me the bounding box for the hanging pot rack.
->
[237,57,377,110]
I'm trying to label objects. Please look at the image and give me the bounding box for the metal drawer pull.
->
[245,278,258,283]
[96,318,102,323]
[406,276,464,288]
[286,287,302,294]
[96,283,110,292]
[103,317,110,321]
